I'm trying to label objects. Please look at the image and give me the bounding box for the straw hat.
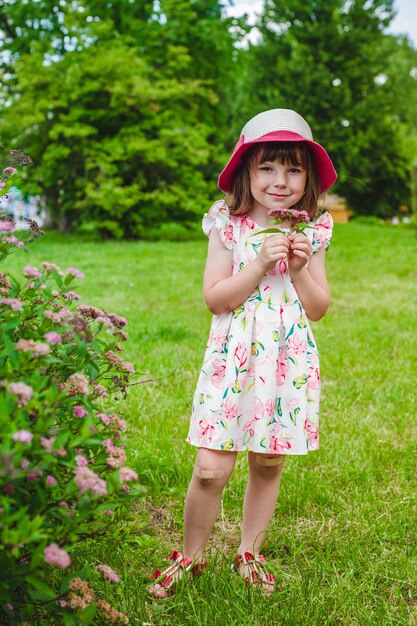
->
[218,109,337,194]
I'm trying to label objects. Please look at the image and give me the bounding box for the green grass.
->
[4,222,417,625]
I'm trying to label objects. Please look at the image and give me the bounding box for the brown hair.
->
[226,142,321,220]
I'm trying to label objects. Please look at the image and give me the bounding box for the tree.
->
[0,0,239,236]
[241,0,417,216]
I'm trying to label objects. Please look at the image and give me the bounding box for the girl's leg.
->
[149,448,236,598]
[184,448,237,560]
[238,452,285,555]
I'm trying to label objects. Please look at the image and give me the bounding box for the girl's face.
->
[249,157,307,215]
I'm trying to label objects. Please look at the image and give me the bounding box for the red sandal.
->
[148,550,206,598]
[232,551,275,595]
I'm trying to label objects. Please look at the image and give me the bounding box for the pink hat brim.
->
[217,130,337,194]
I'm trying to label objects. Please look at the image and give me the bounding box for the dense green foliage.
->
[0,0,416,232]
[2,222,417,624]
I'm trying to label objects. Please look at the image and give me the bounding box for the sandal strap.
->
[233,552,275,589]
[151,551,204,589]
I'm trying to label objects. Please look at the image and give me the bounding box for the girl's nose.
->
[273,171,287,187]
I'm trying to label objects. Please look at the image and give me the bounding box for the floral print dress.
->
[187,200,333,455]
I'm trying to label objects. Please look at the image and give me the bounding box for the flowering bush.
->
[0,160,141,624]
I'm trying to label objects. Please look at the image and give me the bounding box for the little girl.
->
[149,108,337,597]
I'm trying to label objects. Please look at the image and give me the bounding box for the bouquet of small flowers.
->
[259,207,314,235]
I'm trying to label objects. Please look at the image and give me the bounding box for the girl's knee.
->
[250,454,285,479]
[194,448,236,489]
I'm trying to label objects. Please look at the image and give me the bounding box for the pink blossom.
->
[44,543,71,569]
[15,338,36,352]
[51,289,59,297]
[305,419,319,450]
[62,290,80,300]
[66,373,89,395]
[53,447,67,457]
[275,348,289,386]
[3,236,24,247]
[33,342,50,356]
[106,446,126,468]
[0,297,23,310]
[5,483,15,494]
[103,439,115,450]
[9,382,33,406]
[103,509,114,515]
[4,166,17,175]
[0,221,13,232]
[47,475,58,486]
[75,454,89,467]
[198,419,215,446]
[121,484,130,493]
[58,500,69,508]
[119,466,138,482]
[287,333,307,356]
[42,261,63,275]
[66,267,85,279]
[40,436,55,451]
[96,564,120,583]
[60,600,68,607]
[21,459,30,469]
[23,265,42,279]
[211,358,226,389]
[0,508,4,514]
[73,405,88,418]
[6,603,14,613]
[44,332,62,344]
[27,470,43,482]
[97,412,111,425]
[221,397,238,420]
[93,383,107,397]
[122,361,135,375]
[12,429,33,444]
[74,466,107,496]
[106,312,127,329]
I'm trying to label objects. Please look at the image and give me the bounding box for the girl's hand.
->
[257,234,289,273]
[288,233,312,275]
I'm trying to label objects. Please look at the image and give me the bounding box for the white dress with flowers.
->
[186,200,333,455]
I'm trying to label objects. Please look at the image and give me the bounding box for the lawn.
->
[3,221,417,625]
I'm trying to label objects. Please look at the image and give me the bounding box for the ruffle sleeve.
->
[202,200,236,250]
[311,211,333,254]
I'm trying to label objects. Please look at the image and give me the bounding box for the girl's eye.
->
[288,167,303,174]
[259,166,273,172]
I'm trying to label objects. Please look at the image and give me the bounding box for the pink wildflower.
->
[42,261,63,275]
[122,361,135,375]
[96,564,120,583]
[23,265,42,279]
[59,600,68,607]
[3,236,24,247]
[58,500,69,508]
[40,436,55,451]
[66,372,89,395]
[62,290,80,300]
[75,454,89,467]
[106,446,126,469]
[119,467,138,482]
[4,166,17,175]
[15,338,36,352]
[21,459,29,469]
[12,429,33,444]
[103,509,113,515]
[33,342,50,356]
[9,382,33,406]
[66,267,85,279]
[93,383,108,397]
[44,543,71,569]
[73,405,88,418]
[74,466,107,496]
[47,475,58,486]
[27,470,43,482]
[97,412,111,425]
[44,331,61,344]
[0,297,23,310]
[0,221,13,232]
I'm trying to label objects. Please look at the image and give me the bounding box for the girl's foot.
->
[148,550,205,599]
[232,552,275,595]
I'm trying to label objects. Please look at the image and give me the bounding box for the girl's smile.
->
[249,160,307,222]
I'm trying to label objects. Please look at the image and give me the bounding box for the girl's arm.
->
[289,237,330,321]
[204,229,289,315]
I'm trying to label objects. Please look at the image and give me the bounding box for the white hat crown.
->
[242,109,313,142]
